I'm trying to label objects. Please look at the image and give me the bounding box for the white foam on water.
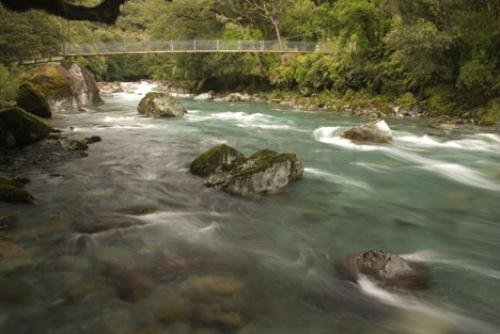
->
[476,133,500,143]
[352,162,393,173]
[397,134,500,153]
[187,111,296,130]
[358,276,496,333]
[386,149,500,192]
[305,167,372,191]
[113,81,159,100]
[102,116,137,123]
[401,251,500,280]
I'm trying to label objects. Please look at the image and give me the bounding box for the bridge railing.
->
[65,40,325,56]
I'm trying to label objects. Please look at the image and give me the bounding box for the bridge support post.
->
[193,40,197,51]
[170,41,173,53]
[216,39,219,51]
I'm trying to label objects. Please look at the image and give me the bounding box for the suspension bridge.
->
[18,40,330,65]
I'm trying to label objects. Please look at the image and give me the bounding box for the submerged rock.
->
[342,120,393,144]
[137,92,186,118]
[191,146,303,197]
[77,215,146,234]
[0,240,36,272]
[16,83,52,118]
[83,135,102,144]
[190,144,245,177]
[0,107,54,147]
[335,250,431,289]
[118,205,158,216]
[0,215,18,230]
[153,275,248,331]
[0,177,34,204]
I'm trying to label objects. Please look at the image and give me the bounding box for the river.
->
[1,82,500,333]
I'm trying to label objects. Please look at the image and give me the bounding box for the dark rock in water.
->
[1,136,91,172]
[0,107,54,147]
[77,215,146,234]
[0,177,34,204]
[118,205,158,216]
[16,83,52,118]
[190,144,245,177]
[0,185,34,203]
[342,120,393,144]
[64,139,88,152]
[335,250,430,289]
[12,177,30,185]
[222,149,304,196]
[83,135,102,144]
[137,92,186,118]
[0,215,18,230]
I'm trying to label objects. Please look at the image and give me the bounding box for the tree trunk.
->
[272,20,283,51]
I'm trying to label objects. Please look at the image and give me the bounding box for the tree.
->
[231,0,289,50]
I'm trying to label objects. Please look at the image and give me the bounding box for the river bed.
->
[1,82,500,333]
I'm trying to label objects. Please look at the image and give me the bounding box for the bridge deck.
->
[18,40,331,65]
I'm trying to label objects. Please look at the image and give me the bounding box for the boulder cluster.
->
[190,144,304,197]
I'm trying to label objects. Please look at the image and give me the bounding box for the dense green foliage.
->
[0,0,499,122]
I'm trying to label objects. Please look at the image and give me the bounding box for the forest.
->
[1,0,499,124]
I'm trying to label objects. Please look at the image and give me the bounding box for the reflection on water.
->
[1,82,500,333]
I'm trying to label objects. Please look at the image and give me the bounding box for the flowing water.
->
[1,82,500,333]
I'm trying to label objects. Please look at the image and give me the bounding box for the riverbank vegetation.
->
[0,0,499,123]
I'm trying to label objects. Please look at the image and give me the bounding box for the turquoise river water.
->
[1,82,500,334]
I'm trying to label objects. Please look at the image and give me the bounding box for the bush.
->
[0,65,21,105]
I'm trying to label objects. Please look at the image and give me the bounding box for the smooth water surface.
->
[1,82,500,333]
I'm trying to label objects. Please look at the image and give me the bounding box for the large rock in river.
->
[0,107,54,147]
[342,120,393,144]
[191,145,303,197]
[16,83,51,118]
[190,144,245,177]
[18,63,104,115]
[335,250,431,289]
[137,92,186,118]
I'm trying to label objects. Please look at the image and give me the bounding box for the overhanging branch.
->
[0,0,129,24]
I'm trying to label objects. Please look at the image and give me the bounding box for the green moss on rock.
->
[0,184,34,203]
[24,65,72,99]
[0,107,54,147]
[190,144,245,177]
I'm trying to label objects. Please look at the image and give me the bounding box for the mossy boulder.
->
[77,215,146,234]
[342,120,393,144]
[190,144,245,177]
[223,150,304,196]
[137,92,186,118]
[0,107,53,147]
[335,250,431,290]
[16,83,51,118]
[191,146,303,197]
[22,64,104,114]
[0,177,34,203]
